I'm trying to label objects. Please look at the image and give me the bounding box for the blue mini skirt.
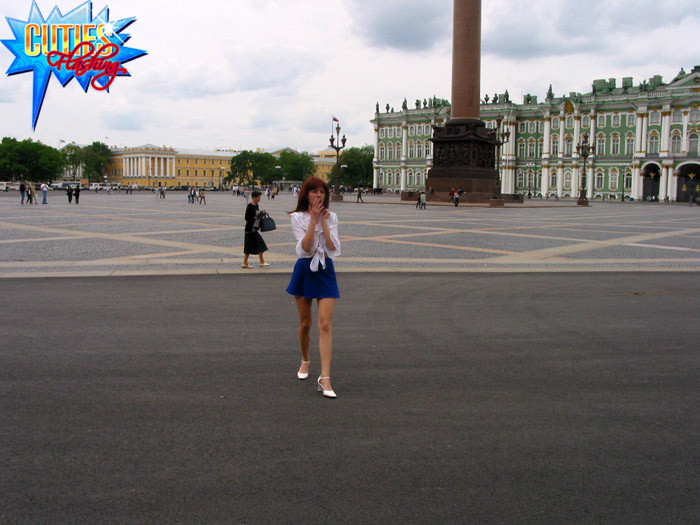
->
[286,257,339,299]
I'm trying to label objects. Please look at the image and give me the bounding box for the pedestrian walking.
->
[199,188,206,205]
[29,184,38,205]
[74,185,80,204]
[356,187,364,203]
[420,191,427,209]
[66,186,73,203]
[242,190,269,268]
[286,177,341,398]
[454,190,460,207]
[19,181,26,204]
[41,182,48,204]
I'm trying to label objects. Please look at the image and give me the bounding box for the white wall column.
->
[659,165,669,201]
[632,165,642,200]
[557,165,563,198]
[660,108,671,156]
[682,111,690,153]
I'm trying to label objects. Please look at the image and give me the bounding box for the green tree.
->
[62,144,83,181]
[226,150,277,187]
[330,145,374,188]
[0,138,64,182]
[81,141,111,183]
[277,150,316,181]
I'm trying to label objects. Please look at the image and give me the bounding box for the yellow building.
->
[313,148,338,182]
[107,144,236,188]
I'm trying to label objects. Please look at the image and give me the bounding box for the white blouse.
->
[290,211,341,272]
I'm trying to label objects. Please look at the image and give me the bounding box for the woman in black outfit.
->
[242,190,270,268]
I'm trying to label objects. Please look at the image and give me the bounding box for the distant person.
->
[420,191,427,209]
[199,188,206,205]
[66,186,73,204]
[242,190,269,268]
[74,185,80,204]
[19,181,26,205]
[356,187,364,203]
[286,177,340,398]
[454,190,459,207]
[40,182,48,204]
[449,188,455,203]
[29,184,38,205]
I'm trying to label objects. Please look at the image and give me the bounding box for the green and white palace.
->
[370,66,700,202]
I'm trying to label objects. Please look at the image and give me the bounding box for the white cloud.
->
[0,0,697,152]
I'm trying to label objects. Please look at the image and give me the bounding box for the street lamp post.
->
[576,133,593,206]
[490,118,510,206]
[329,122,347,200]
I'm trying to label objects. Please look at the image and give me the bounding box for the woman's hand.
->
[309,197,324,221]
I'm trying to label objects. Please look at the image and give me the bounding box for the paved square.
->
[2,191,700,276]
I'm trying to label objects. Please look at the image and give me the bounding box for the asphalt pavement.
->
[1,272,699,523]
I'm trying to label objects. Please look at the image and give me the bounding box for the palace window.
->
[529,121,536,133]
[388,128,394,138]
[649,111,661,125]
[564,169,572,190]
[551,136,559,156]
[648,134,660,155]
[689,134,699,156]
[518,122,526,133]
[417,142,424,158]
[612,114,621,127]
[379,144,385,160]
[627,113,636,127]
[518,141,526,157]
[425,140,431,157]
[408,141,415,158]
[409,125,415,136]
[379,129,385,138]
[378,171,384,185]
[178,169,181,177]
[611,134,620,155]
[671,134,682,154]
[564,137,573,157]
[186,169,190,177]
[626,135,635,155]
[528,141,535,158]
[582,115,590,128]
[597,114,606,127]
[408,171,415,186]
[565,116,574,128]
[552,118,560,130]
[550,172,557,188]
[416,170,423,186]
[388,143,394,160]
[625,171,632,189]
[517,170,524,188]
[595,171,604,189]
[672,110,683,123]
[690,109,700,123]
[597,135,606,156]
[610,170,618,190]
[538,139,543,157]
[397,142,402,158]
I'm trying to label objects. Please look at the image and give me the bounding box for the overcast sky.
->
[0,0,698,153]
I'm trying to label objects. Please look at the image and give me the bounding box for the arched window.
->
[518,140,526,157]
[566,116,574,128]
[551,135,559,156]
[552,118,560,130]
[648,134,660,154]
[596,134,606,156]
[689,109,700,123]
[624,171,632,189]
[408,141,415,158]
[649,111,661,125]
[550,171,557,188]
[689,133,699,156]
[379,129,385,138]
[528,140,535,158]
[597,114,606,127]
[529,121,536,133]
[517,170,524,188]
[425,140,431,157]
[609,169,619,190]
[612,114,621,127]
[416,170,423,187]
[409,125,415,136]
[564,136,573,157]
[626,134,635,155]
[671,134,682,154]
[611,134,620,155]
[582,115,590,128]
[627,113,636,127]
[563,169,572,190]
[595,170,604,189]
[416,141,424,158]
[378,171,384,185]
[379,144,385,160]
[387,143,394,160]
[396,142,402,159]
[407,170,415,186]
[387,171,394,186]
[518,122,526,133]
[672,110,683,123]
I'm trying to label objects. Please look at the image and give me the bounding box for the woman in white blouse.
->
[286,177,341,398]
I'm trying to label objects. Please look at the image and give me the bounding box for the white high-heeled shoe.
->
[297,360,310,380]
[317,376,336,398]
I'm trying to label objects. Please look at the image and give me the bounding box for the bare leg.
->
[317,298,335,391]
[295,296,313,376]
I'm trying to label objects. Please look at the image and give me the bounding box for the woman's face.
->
[252,195,261,204]
[308,188,325,206]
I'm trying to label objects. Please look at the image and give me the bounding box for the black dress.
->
[244,203,268,255]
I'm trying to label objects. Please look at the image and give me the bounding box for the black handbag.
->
[253,211,276,233]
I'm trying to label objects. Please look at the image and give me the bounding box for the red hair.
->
[290,177,330,213]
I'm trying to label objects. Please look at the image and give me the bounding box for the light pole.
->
[329,122,347,199]
[490,118,510,206]
[576,133,593,206]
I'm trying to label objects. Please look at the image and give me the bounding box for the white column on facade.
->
[659,165,669,201]
[589,112,596,147]
[681,111,690,153]
[640,113,649,156]
[669,166,678,201]
[635,112,644,157]
[170,157,175,178]
[542,113,551,158]
[660,108,671,156]
[557,164,563,198]
[400,124,407,191]
[587,166,594,199]
[373,126,379,188]
[632,165,642,200]
[573,112,581,154]
[504,118,517,193]
[541,165,550,196]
